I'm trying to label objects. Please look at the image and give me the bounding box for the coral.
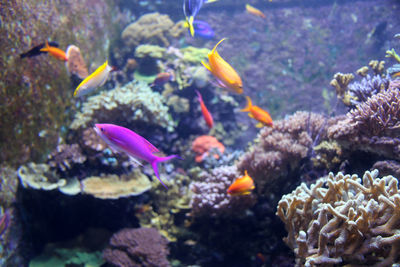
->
[180,47,209,64]
[329,72,354,105]
[191,135,225,163]
[372,160,400,177]
[0,166,18,208]
[81,127,108,152]
[237,111,327,195]
[386,48,400,63]
[81,170,152,199]
[65,45,88,79]
[70,80,174,132]
[103,227,170,267]
[166,95,190,113]
[121,12,179,47]
[18,162,66,191]
[310,140,343,171]
[189,166,256,218]
[369,60,385,75]
[347,74,389,107]
[277,170,400,266]
[47,144,87,172]
[134,44,166,59]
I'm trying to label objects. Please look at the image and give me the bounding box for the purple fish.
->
[94,124,180,189]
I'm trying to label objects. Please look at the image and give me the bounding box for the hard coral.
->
[277,170,400,266]
[237,111,327,195]
[103,227,170,267]
[191,135,225,163]
[189,166,256,218]
[66,45,88,79]
[47,144,87,172]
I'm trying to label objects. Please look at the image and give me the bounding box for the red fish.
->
[195,90,213,128]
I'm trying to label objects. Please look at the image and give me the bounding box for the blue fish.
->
[183,0,218,36]
[191,20,214,39]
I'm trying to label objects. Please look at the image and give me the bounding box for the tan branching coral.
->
[369,60,385,75]
[121,13,182,47]
[277,170,400,266]
[237,111,327,195]
[329,72,354,102]
[70,81,174,132]
[81,170,151,199]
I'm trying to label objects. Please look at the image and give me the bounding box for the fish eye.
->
[100,127,104,132]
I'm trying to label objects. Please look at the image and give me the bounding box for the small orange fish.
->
[240,96,273,128]
[202,38,243,94]
[227,170,255,196]
[40,41,68,61]
[246,4,266,19]
[195,90,214,129]
[150,72,174,87]
[392,71,400,78]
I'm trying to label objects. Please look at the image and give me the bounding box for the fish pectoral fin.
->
[247,113,254,118]
[188,16,195,36]
[201,60,212,71]
[255,122,264,128]
[129,156,143,166]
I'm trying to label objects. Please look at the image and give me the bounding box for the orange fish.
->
[150,72,174,87]
[246,4,266,19]
[202,38,243,94]
[40,41,68,61]
[227,170,255,196]
[195,90,214,129]
[240,96,273,128]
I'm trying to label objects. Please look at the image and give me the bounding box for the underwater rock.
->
[80,170,151,199]
[103,227,170,267]
[277,170,400,266]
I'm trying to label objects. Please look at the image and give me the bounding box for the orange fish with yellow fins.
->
[227,170,255,196]
[240,96,273,128]
[202,38,243,94]
[40,41,68,61]
[245,4,266,19]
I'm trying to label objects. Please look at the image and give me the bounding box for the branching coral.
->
[237,111,327,195]
[189,166,256,218]
[277,170,400,266]
[347,75,389,107]
[70,81,174,132]
[103,227,170,267]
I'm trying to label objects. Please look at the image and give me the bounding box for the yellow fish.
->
[73,61,112,97]
[245,4,266,19]
[202,38,243,94]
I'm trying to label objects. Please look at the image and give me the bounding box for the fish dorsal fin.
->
[211,38,226,55]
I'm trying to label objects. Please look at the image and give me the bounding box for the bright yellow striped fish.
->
[73,61,112,97]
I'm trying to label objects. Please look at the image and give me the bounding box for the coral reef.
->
[347,74,389,107]
[103,227,170,267]
[237,111,327,195]
[47,144,87,172]
[277,170,400,266]
[121,12,183,48]
[80,170,152,199]
[191,135,225,163]
[189,166,256,218]
[18,162,67,191]
[70,80,174,132]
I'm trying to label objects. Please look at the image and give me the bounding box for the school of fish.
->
[19,2,275,194]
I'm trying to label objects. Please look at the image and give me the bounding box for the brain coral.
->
[70,81,174,132]
[277,170,400,266]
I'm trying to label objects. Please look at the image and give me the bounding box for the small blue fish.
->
[183,0,218,36]
[184,20,214,39]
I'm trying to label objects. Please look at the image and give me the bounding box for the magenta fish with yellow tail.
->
[94,124,180,189]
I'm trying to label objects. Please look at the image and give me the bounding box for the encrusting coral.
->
[70,80,174,132]
[103,227,170,267]
[80,170,152,199]
[191,135,225,163]
[18,162,67,191]
[277,170,400,266]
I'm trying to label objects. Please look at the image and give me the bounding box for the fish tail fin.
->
[151,155,181,189]
[240,96,252,112]
[201,60,212,71]
[188,16,195,36]
[212,38,227,54]
[195,89,203,102]
[206,0,219,3]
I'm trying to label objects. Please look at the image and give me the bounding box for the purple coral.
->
[347,75,389,107]
[189,166,256,218]
[103,227,170,267]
